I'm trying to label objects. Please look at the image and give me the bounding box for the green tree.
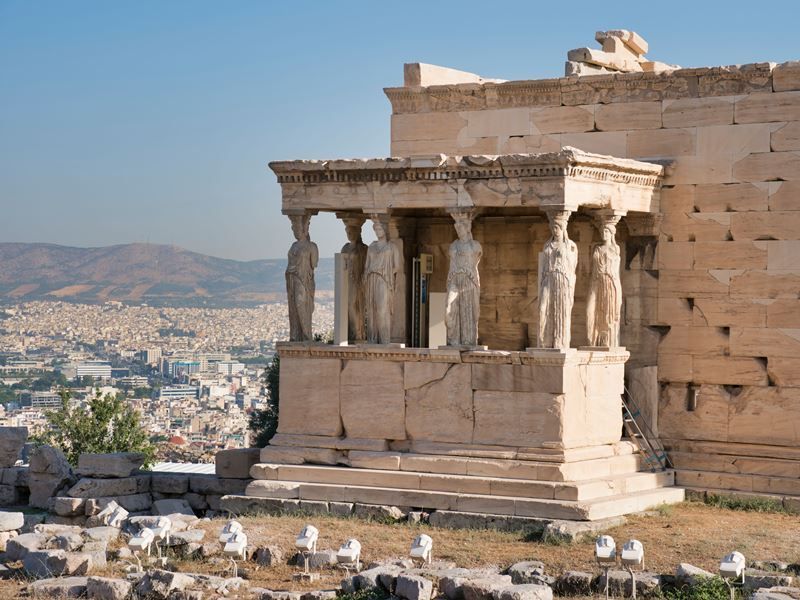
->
[36,389,157,467]
[248,355,279,447]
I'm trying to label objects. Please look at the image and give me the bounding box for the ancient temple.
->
[244,31,800,519]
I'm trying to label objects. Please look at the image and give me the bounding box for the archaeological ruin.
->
[246,30,800,521]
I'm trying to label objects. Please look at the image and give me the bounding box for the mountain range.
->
[0,243,334,307]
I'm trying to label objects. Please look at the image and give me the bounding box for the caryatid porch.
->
[246,148,684,521]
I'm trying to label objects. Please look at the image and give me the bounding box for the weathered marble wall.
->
[386,62,800,494]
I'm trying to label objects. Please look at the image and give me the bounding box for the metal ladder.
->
[622,386,672,472]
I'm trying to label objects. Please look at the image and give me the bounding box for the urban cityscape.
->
[0,299,335,460]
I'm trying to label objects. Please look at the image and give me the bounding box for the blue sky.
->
[0,1,797,260]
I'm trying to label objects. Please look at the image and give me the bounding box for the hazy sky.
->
[1,1,797,260]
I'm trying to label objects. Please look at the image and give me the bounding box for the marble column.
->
[587,211,624,348]
[284,210,318,342]
[536,209,578,350]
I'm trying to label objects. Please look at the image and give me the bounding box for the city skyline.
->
[1,0,798,260]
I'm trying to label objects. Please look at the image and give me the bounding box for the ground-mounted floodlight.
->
[127,527,155,572]
[96,500,121,525]
[410,534,432,566]
[621,539,645,599]
[223,530,248,577]
[720,551,746,600]
[107,505,129,528]
[595,535,617,600]
[219,519,243,544]
[150,516,172,560]
[294,525,320,582]
[336,538,362,573]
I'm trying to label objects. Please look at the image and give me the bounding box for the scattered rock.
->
[135,569,196,599]
[86,576,133,600]
[28,446,73,509]
[77,452,145,478]
[353,567,390,591]
[0,427,27,467]
[254,545,284,567]
[83,526,119,543]
[462,576,514,600]
[746,574,796,592]
[5,531,47,560]
[495,583,553,600]
[508,561,547,585]
[23,549,92,578]
[292,549,337,569]
[153,498,195,516]
[0,511,23,532]
[396,574,434,600]
[596,570,661,597]
[51,497,87,517]
[751,587,800,600]
[80,540,108,568]
[52,532,84,552]
[0,530,17,552]
[554,571,593,597]
[169,529,206,546]
[28,576,88,598]
[353,503,406,521]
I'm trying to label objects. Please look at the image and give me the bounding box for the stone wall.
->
[386,62,800,496]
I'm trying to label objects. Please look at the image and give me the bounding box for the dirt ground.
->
[7,500,800,597]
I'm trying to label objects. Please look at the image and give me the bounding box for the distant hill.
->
[0,243,333,307]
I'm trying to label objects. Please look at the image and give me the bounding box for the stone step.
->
[243,479,684,521]
[670,451,800,479]
[675,468,800,496]
[250,463,675,502]
[259,446,645,482]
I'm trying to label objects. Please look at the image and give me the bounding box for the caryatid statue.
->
[445,211,482,346]
[587,215,622,347]
[365,215,401,344]
[285,212,318,342]
[341,217,368,342]
[537,210,578,350]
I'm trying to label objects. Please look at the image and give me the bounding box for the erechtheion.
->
[246,31,800,520]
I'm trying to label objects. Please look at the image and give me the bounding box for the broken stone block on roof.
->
[566,29,679,76]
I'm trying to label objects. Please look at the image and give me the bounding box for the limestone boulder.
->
[254,545,284,567]
[86,576,132,600]
[291,549,337,569]
[5,532,46,561]
[28,446,73,509]
[462,577,514,600]
[167,529,205,546]
[0,427,27,467]
[596,570,661,597]
[0,530,17,552]
[396,574,434,600]
[554,571,593,597]
[77,452,144,478]
[135,569,196,599]
[23,549,92,578]
[50,497,87,517]
[153,498,195,516]
[495,584,553,600]
[751,587,800,600]
[0,511,24,532]
[52,532,84,552]
[675,563,715,586]
[28,577,88,598]
[67,476,148,498]
[83,526,119,544]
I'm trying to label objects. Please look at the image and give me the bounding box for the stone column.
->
[284,209,318,342]
[445,209,482,346]
[587,210,624,348]
[337,213,368,343]
[536,208,578,350]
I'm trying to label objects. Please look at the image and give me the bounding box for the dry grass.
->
[4,501,799,597]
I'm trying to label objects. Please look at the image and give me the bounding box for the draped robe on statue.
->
[445,239,482,346]
[286,240,317,342]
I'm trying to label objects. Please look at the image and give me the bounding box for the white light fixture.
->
[621,539,644,568]
[295,524,319,553]
[224,530,248,577]
[127,527,155,572]
[337,538,362,571]
[720,551,746,582]
[410,534,432,566]
[219,519,243,544]
[595,535,617,564]
[595,535,617,600]
[107,505,129,529]
[96,500,120,525]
